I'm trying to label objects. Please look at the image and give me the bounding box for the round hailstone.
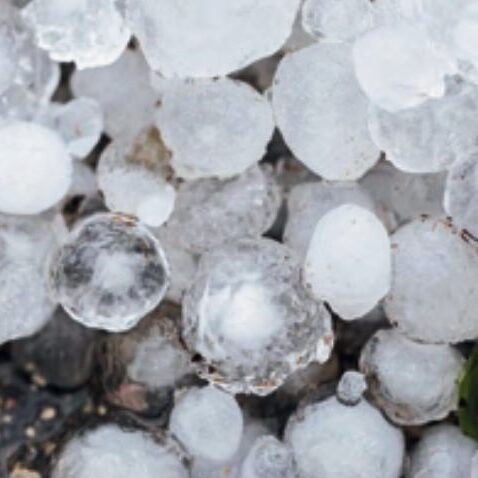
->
[369,79,478,173]
[170,386,243,463]
[48,213,170,332]
[272,43,380,181]
[360,329,463,425]
[337,370,367,406]
[154,78,274,180]
[126,0,300,78]
[182,238,334,396]
[285,397,404,478]
[52,424,189,478]
[22,0,130,68]
[0,121,72,215]
[304,204,391,320]
[407,424,478,478]
[385,216,478,343]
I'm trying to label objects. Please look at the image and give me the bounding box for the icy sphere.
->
[48,213,170,332]
[0,121,72,215]
[273,43,379,181]
[407,424,478,478]
[22,0,130,68]
[126,0,300,78]
[170,386,243,463]
[337,370,367,406]
[353,24,455,112]
[154,78,274,180]
[369,80,478,173]
[385,216,478,343]
[285,397,404,478]
[182,238,334,395]
[52,424,189,478]
[304,204,391,320]
[360,329,463,425]
[161,165,281,254]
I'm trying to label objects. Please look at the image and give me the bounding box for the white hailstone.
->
[304,204,391,320]
[126,0,300,78]
[272,43,379,181]
[170,386,243,463]
[22,0,130,68]
[0,121,72,215]
[48,213,170,332]
[285,397,404,478]
[360,329,463,425]
[182,238,334,395]
[161,165,281,254]
[52,424,189,478]
[154,78,274,180]
[337,370,367,406]
[407,424,478,478]
[385,216,478,343]
[301,0,374,42]
[67,161,98,199]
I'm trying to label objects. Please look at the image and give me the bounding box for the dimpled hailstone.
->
[368,80,478,173]
[304,204,391,320]
[126,0,300,78]
[52,424,188,478]
[22,0,130,68]
[272,43,379,181]
[170,386,243,463]
[337,370,367,406]
[360,329,463,425]
[0,121,72,215]
[407,424,478,478]
[48,213,169,332]
[285,397,404,478]
[385,216,478,343]
[182,238,333,395]
[154,78,274,180]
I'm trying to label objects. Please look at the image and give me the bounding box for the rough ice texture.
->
[337,370,367,406]
[154,78,275,180]
[407,424,478,478]
[126,0,301,78]
[304,204,391,320]
[360,329,463,425]
[48,213,169,332]
[182,238,333,395]
[385,216,478,343]
[273,43,379,181]
[285,397,404,478]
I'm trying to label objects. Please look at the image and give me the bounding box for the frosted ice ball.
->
[337,370,367,406]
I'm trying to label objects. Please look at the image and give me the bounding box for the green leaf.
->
[458,344,478,441]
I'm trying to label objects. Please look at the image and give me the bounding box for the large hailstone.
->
[0,121,72,215]
[52,424,189,478]
[182,238,334,395]
[154,78,274,180]
[126,0,300,78]
[385,216,478,343]
[272,43,379,181]
[285,397,404,478]
[304,204,391,320]
[360,329,463,425]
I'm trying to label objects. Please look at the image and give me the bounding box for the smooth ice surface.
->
[337,370,367,406]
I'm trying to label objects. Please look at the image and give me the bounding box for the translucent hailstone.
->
[170,386,243,463]
[385,216,478,343]
[369,79,478,173]
[52,424,189,478]
[304,204,391,320]
[22,0,130,68]
[183,238,333,395]
[161,165,281,254]
[0,121,72,215]
[272,43,379,181]
[407,424,478,478]
[285,397,404,478]
[360,329,463,425]
[337,370,367,406]
[126,0,300,78]
[48,213,170,332]
[154,78,274,180]
[97,128,176,228]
